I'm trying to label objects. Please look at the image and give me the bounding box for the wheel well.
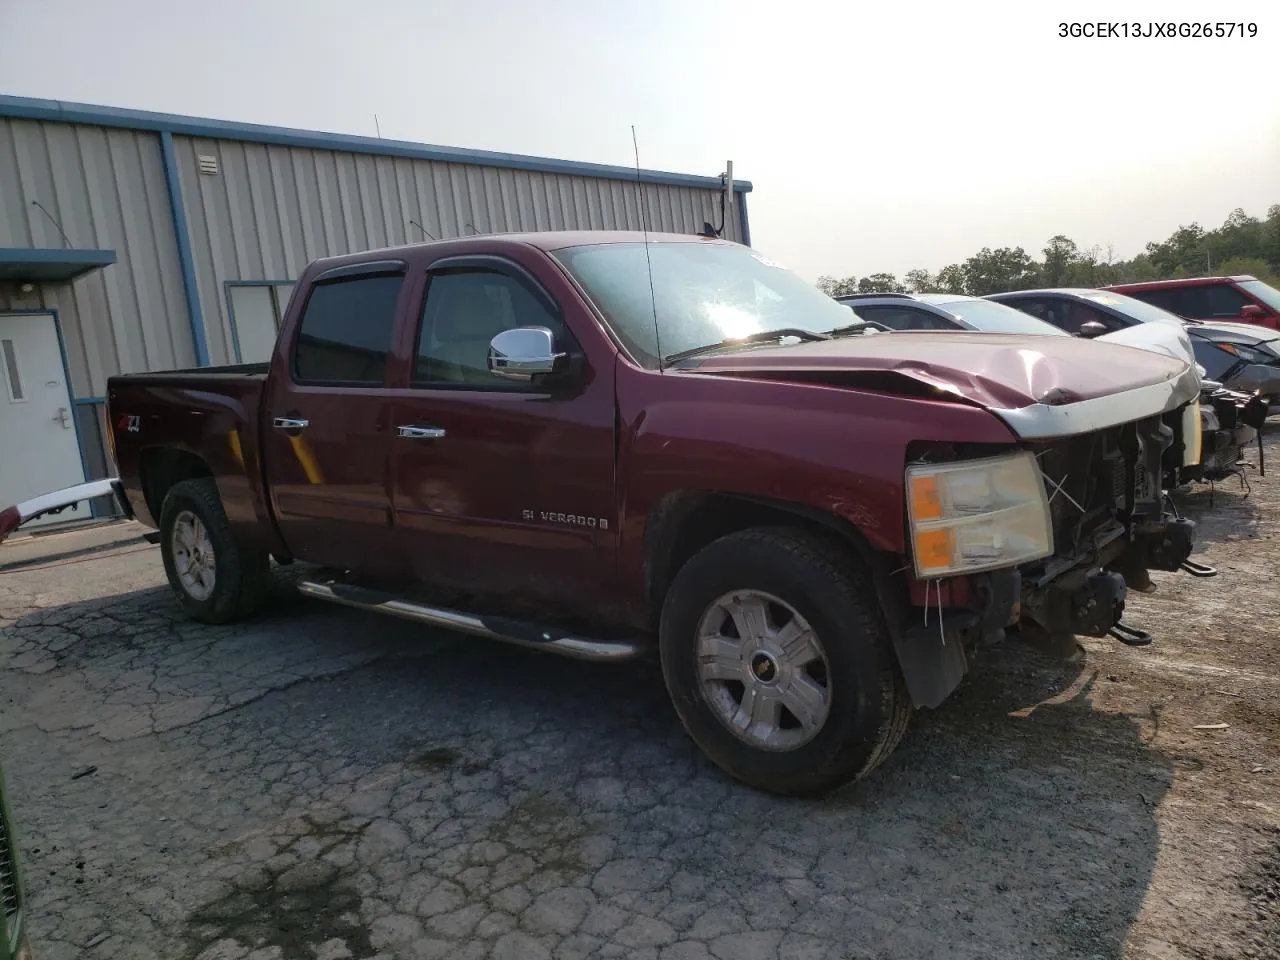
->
[140,447,213,521]
[645,491,880,619]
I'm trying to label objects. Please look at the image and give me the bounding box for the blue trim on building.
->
[0,94,754,195]
[1,307,96,515]
[0,247,117,282]
[737,193,751,247]
[159,131,210,367]
[73,396,107,405]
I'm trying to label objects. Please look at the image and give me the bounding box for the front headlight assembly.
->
[1217,342,1269,364]
[906,452,1054,578]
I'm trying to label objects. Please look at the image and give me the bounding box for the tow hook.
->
[1179,558,1218,577]
[1109,622,1154,647]
[1069,570,1128,637]
[1143,517,1197,572]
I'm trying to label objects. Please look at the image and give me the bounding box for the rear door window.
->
[1197,284,1252,318]
[1136,285,1252,319]
[1126,288,1186,316]
[293,274,404,384]
[999,297,1062,329]
[857,306,957,331]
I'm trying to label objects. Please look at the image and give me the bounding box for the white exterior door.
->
[0,313,87,529]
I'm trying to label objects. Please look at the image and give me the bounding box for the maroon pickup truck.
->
[2,232,1211,795]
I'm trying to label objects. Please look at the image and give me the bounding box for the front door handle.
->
[397,424,446,439]
[273,417,310,430]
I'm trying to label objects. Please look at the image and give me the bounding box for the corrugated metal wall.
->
[0,118,192,396]
[173,136,740,364]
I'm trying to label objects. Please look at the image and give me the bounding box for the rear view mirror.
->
[1241,304,1265,321]
[1078,320,1108,339]
[487,326,565,381]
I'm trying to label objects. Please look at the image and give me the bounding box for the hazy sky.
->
[2,0,1276,280]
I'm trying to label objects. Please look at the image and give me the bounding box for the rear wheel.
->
[659,527,910,796]
[159,478,271,624]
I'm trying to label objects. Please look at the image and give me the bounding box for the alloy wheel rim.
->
[695,589,832,751]
[171,510,215,601]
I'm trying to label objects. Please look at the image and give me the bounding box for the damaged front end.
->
[893,394,1213,709]
[1023,408,1211,647]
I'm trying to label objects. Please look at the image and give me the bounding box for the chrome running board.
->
[297,578,644,663]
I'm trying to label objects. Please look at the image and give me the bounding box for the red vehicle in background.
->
[1105,275,1280,331]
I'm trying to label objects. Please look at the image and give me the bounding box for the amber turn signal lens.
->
[914,528,954,573]
[909,474,944,521]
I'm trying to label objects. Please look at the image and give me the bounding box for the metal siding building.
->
[0,95,753,522]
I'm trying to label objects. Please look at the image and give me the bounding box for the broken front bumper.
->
[0,478,132,545]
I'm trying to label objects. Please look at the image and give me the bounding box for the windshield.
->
[1240,279,1280,312]
[552,241,852,365]
[1079,290,1184,326]
[920,296,1070,335]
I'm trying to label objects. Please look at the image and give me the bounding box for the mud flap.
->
[892,613,971,709]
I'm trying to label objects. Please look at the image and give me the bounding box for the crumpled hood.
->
[1097,322,1198,369]
[675,332,1200,439]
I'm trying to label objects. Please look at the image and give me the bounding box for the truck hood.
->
[674,332,1200,439]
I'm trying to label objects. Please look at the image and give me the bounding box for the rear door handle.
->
[397,424,446,439]
[273,417,310,430]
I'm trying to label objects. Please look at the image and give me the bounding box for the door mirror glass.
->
[1078,320,1109,339]
[487,326,564,381]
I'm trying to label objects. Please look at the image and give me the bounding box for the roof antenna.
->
[408,219,437,241]
[632,125,663,373]
[464,222,480,236]
[374,114,382,138]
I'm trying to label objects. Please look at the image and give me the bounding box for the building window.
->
[227,282,296,363]
[1,338,24,402]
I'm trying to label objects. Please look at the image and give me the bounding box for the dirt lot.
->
[1,430,1277,960]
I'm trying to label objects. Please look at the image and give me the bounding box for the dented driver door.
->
[388,258,616,614]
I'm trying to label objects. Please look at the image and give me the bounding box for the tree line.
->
[816,203,1280,298]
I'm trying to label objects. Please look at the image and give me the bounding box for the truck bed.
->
[107,365,277,551]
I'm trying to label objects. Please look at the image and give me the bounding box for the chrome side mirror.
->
[486,326,564,381]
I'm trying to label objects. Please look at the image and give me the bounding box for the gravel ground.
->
[1,429,1277,960]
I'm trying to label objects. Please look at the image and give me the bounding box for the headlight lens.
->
[906,452,1054,578]
[1218,342,1267,364]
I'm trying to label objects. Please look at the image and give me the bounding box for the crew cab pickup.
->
[1,232,1212,796]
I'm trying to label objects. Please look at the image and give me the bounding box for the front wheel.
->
[659,527,910,796]
[158,478,271,624]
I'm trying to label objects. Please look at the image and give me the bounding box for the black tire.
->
[659,526,911,796]
[158,478,271,624]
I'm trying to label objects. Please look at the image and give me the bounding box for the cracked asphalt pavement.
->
[2,435,1278,959]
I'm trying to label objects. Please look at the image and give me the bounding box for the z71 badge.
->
[523,509,608,530]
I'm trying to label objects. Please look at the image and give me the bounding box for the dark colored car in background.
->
[1105,275,1280,331]
[1,762,32,960]
[987,288,1280,407]
[837,292,1266,484]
